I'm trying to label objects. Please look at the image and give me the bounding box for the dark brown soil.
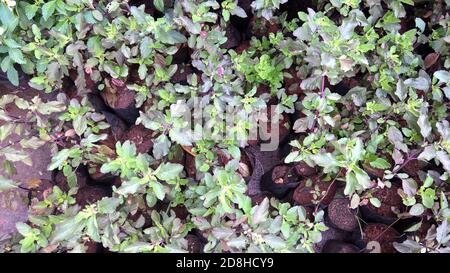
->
[121,125,154,154]
[279,0,311,20]
[402,159,421,177]
[327,198,359,232]
[235,40,251,54]
[363,163,385,178]
[332,77,360,95]
[322,240,360,253]
[366,185,403,219]
[170,65,193,84]
[186,234,204,253]
[250,191,273,206]
[271,165,296,184]
[363,223,400,253]
[172,205,189,221]
[284,68,305,97]
[87,162,116,183]
[313,226,348,253]
[237,0,253,11]
[101,110,128,141]
[75,186,109,207]
[185,153,196,178]
[98,127,122,150]
[68,69,96,92]
[172,44,191,64]
[293,161,317,177]
[53,168,88,191]
[221,25,242,49]
[261,165,299,198]
[249,17,280,39]
[84,239,102,253]
[101,79,139,124]
[292,176,336,206]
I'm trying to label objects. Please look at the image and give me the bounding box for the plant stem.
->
[320,75,326,99]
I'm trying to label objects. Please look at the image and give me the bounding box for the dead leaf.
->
[339,55,354,72]
[367,241,381,253]
[181,145,196,156]
[274,177,284,184]
[64,129,76,137]
[424,53,439,69]
[238,162,250,177]
[26,178,42,189]
[40,243,59,253]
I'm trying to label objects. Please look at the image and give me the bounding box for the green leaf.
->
[232,6,247,18]
[350,138,364,162]
[150,181,165,200]
[50,218,85,243]
[228,146,241,160]
[252,198,269,225]
[48,149,71,170]
[421,188,435,209]
[152,134,170,160]
[310,153,340,172]
[0,123,15,141]
[0,176,18,192]
[415,18,425,32]
[345,171,357,195]
[155,163,183,181]
[23,3,39,20]
[42,1,57,21]
[400,0,414,5]
[222,10,230,21]
[417,112,431,138]
[423,175,433,188]
[369,158,391,169]
[410,203,424,216]
[86,216,100,242]
[116,179,142,195]
[354,168,372,189]
[263,235,286,250]
[8,48,25,64]
[0,3,18,31]
[73,115,88,136]
[154,0,164,12]
[434,70,450,83]
[92,10,103,21]
[369,197,381,208]
[16,222,32,235]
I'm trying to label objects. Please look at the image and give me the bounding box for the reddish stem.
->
[320,75,326,98]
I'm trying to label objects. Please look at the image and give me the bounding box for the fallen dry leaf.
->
[26,178,42,189]
[238,162,250,177]
[424,53,440,69]
[181,145,197,156]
